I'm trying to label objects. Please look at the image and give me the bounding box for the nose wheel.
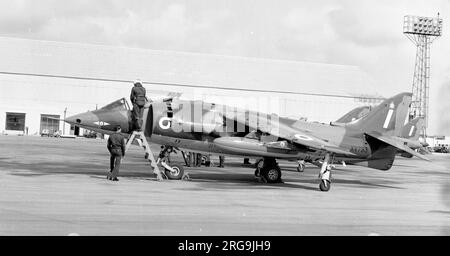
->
[163,163,185,180]
[157,145,185,180]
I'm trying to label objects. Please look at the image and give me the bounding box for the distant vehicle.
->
[41,129,61,138]
[53,130,61,138]
[83,131,97,138]
[40,129,51,137]
[433,146,449,153]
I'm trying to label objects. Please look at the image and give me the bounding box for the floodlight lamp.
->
[403,15,443,36]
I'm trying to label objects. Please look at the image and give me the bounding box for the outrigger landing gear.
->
[297,160,306,172]
[254,157,282,183]
[318,153,332,192]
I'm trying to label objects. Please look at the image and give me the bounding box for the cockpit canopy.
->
[98,98,131,112]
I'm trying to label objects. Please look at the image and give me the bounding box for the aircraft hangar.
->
[0,36,382,136]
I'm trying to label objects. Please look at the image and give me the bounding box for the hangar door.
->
[70,124,80,136]
[5,112,26,131]
[40,114,60,134]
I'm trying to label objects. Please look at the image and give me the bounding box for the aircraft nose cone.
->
[65,111,99,128]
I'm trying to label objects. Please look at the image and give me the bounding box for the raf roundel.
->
[94,121,110,126]
[294,134,313,141]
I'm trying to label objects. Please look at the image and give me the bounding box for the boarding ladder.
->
[125,131,164,181]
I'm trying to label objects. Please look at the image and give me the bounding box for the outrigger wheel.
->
[318,153,332,192]
[319,179,331,192]
[164,163,184,180]
[297,160,306,172]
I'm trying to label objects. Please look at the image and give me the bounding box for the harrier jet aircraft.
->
[65,92,428,191]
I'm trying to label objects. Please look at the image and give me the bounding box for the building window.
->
[5,112,26,131]
[40,114,60,135]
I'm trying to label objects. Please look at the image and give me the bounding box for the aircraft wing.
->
[232,111,355,156]
[366,132,430,161]
[288,130,357,155]
[252,120,356,156]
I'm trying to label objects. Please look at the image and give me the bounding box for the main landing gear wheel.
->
[164,164,184,180]
[261,167,282,183]
[319,179,331,191]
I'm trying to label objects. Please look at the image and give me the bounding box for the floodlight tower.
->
[403,14,443,137]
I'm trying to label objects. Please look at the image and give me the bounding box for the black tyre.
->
[261,167,281,183]
[319,180,331,192]
[164,164,184,180]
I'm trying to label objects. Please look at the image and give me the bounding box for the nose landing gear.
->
[157,145,185,180]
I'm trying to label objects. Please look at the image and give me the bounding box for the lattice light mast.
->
[403,14,443,137]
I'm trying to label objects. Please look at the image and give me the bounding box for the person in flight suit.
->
[107,125,126,181]
[218,155,225,168]
[130,79,148,131]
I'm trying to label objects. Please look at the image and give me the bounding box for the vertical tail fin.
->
[347,92,412,136]
[401,117,425,140]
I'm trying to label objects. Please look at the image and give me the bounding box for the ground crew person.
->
[107,125,126,181]
[196,153,202,167]
[219,155,225,168]
[130,79,148,131]
[205,154,211,167]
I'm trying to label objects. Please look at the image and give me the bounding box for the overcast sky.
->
[0,0,449,134]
